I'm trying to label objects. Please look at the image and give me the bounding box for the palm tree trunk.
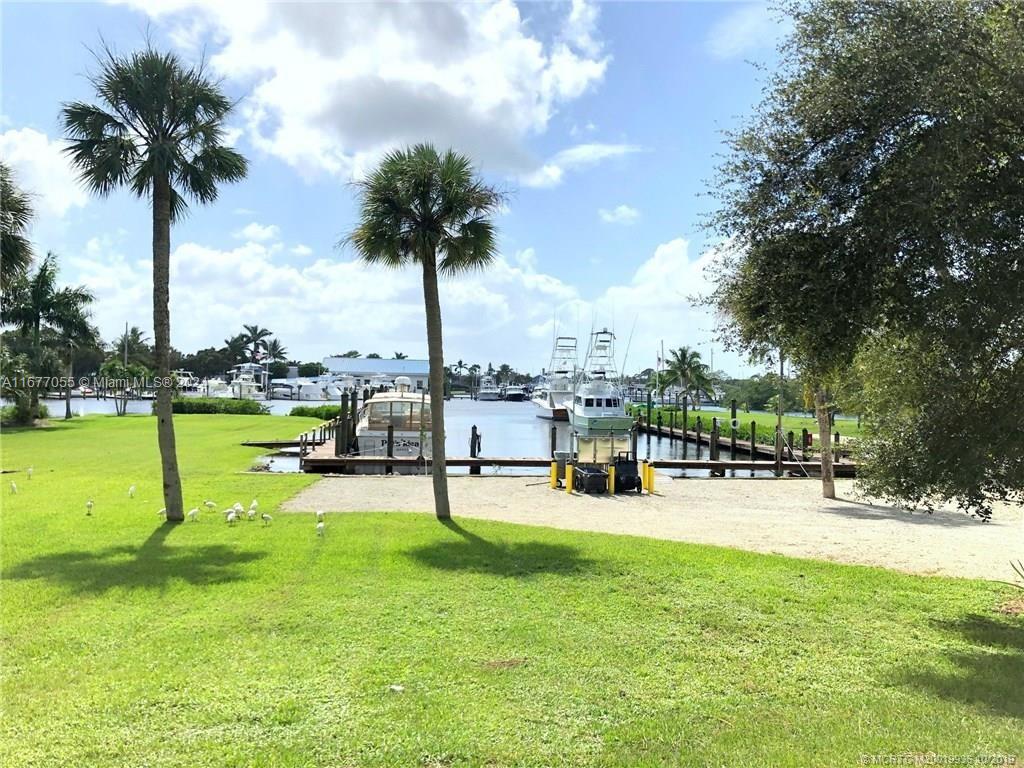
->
[421,251,451,520]
[65,355,73,420]
[152,174,185,522]
[815,385,835,499]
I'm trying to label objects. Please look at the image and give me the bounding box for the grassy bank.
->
[1,415,1020,766]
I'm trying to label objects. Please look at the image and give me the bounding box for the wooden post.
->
[350,390,358,440]
[386,424,394,475]
[550,424,557,458]
[630,425,638,459]
[335,395,349,457]
[646,390,653,457]
[470,425,480,476]
[656,409,663,435]
[774,427,783,477]
[750,420,757,476]
[682,399,688,440]
[787,430,795,461]
[802,428,810,461]
[669,409,675,438]
[834,431,840,449]
[730,399,738,461]
[710,420,720,462]
[695,417,703,459]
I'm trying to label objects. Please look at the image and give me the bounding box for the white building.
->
[322,357,430,392]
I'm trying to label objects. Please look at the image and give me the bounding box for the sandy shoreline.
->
[283,475,1024,582]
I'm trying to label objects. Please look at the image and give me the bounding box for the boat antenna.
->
[619,314,639,380]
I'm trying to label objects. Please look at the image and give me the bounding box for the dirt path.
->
[283,475,1024,581]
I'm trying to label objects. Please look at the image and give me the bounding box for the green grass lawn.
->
[2,415,1021,766]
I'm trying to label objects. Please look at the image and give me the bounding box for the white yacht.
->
[531,336,577,421]
[477,375,501,401]
[566,329,634,434]
[171,370,200,392]
[353,377,431,473]
[203,377,229,397]
[216,363,265,400]
[297,379,325,401]
[503,383,526,402]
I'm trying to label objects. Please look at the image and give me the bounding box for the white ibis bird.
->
[85,499,94,515]
[187,508,199,521]
[157,507,167,518]
[316,521,325,537]
[9,481,17,495]
[315,509,325,522]
[246,508,256,521]
[203,500,216,511]
[250,499,258,510]
[128,484,136,498]
[261,513,272,526]
[26,466,33,480]
[233,502,244,513]
[227,510,239,525]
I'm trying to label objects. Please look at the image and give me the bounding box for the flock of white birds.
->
[9,466,326,536]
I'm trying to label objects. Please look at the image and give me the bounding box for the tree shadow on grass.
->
[5,522,267,594]
[405,518,597,578]
[899,613,1024,719]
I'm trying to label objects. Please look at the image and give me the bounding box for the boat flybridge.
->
[477,375,501,401]
[531,336,577,421]
[353,376,430,473]
[566,329,634,434]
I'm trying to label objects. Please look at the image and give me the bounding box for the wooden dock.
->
[298,444,855,477]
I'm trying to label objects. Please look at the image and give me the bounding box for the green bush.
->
[163,398,269,415]
[289,404,342,420]
[0,401,50,426]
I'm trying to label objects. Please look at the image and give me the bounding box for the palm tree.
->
[1,253,95,419]
[345,145,502,520]
[112,325,153,368]
[264,338,287,362]
[222,334,248,365]
[241,324,273,362]
[665,346,713,407]
[393,352,408,359]
[56,320,101,420]
[0,162,34,290]
[63,45,247,521]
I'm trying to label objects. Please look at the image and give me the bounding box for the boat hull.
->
[477,392,501,401]
[504,392,526,402]
[568,413,635,432]
[533,402,569,421]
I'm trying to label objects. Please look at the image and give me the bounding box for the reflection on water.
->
[45,396,776,478]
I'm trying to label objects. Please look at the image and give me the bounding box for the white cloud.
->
[233,222,280,242]
[598,204,640,225]
[232,207,256,216]
[122,0,609,181]
[706,3,787,60]
[0,127,88,219]
[290,244,313,256]
[521,142,642,188]
[69,228,734,373]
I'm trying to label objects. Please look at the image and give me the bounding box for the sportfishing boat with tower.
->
[566,329,634,433]
[531,336,577,420]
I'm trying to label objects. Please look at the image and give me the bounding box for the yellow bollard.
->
[566,463,574,494]
[647,463,655,494]
[608,465,616,495]
[549,460,558,489]
[640,460,648,492]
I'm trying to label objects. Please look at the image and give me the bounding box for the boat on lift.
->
[352,376,431,473]
[531,336,577,420]
[566,329,634,433]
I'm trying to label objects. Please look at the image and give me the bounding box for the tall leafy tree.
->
[346,145,502,520]
[0,162,34,291]
[709,0,1024,511]
[1,253,95,421]
[63,45,247,521]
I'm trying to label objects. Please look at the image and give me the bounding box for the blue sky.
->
[1,1,786,375]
